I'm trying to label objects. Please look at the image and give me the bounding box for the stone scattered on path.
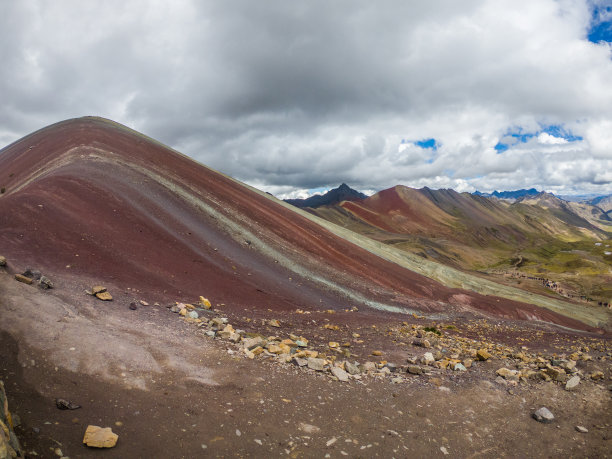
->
[90,286,113,301]
[0,255,6,267]
[307,357,326,371]
[39,275,53,289]
[96,291,113,301]
[575,426,588,433]
[55,398,81,410]
[199,296,212,309]
[331,366,349,382]
[14,274,33,285]
[476,349,492,361]
[268,319,281,328]
[565,375,580,391]
[532,407,555,423]
[83,425,118,448]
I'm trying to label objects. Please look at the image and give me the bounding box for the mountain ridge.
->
[284,183,367,208]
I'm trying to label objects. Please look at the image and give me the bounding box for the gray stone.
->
[38,276,53,289]
[205,331,216,338]
[532,407,554,423]
[575,425,588,433]
[344,361,361,375]
[385,363,398,372]
[187,310,199,319]
[454,363,467,372]
[331,367,349,382]
[170,305,180,313]
[407,365,423,375]
[422,352,435,365]
[23,268,42,280]
[565,375,580,391]
[362,362,377,372]
[307,358,326,371]
[293,357,308,367]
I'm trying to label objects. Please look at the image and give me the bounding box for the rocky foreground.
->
[0,257,610,458]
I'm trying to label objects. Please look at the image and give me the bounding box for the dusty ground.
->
[1,271,610,459]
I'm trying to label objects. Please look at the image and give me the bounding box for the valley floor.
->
[0,271,610,458]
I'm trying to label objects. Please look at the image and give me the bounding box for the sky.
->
[1,0,611,199]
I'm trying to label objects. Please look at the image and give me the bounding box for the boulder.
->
[83,425,118,448]
[0,255,6,267]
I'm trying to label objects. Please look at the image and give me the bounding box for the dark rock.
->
[129,303,138,310]
[56,398,81,410]
[23,268,42,280]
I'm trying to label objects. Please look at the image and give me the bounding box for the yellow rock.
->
[269,319,281,327]
[251,346,264,356]
[185,303,195,310]
[95,291,113,301]
[91,285,107,294]
[328,342,340,349]
[14,274,33,285]
[476,349,491,361]
[179,309,187,316]
[199,296,212,308]
[371,350,383,356]
[267,344,282,354]
[83,425,118,448]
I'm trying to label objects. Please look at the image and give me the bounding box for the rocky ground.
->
[0,268,610,458]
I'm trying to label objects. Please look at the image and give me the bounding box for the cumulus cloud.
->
[0,0,611,197]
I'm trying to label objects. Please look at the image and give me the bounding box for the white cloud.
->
[0,0,611,196]
[537,133,568,145]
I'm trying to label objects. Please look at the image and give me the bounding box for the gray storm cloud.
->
[1,0,611,197]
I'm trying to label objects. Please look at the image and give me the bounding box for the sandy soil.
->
[1,272,610,459]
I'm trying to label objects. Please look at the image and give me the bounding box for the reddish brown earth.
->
[0,117,601,330]
[0,118,610,458]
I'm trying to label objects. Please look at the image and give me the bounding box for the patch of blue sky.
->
[588,2,612,43]
[414,138,437,150]
[494,124,582,153]
[540,124,583,142]
[307,186,329,195]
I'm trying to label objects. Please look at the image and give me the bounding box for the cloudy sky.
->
[1,0,611,198]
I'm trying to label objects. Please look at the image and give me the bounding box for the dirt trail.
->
[1,273,610,458]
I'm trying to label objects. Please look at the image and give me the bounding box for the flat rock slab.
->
[83,425,118,448]
[95,291,113,301]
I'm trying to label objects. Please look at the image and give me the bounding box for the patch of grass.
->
[423,326,441,335]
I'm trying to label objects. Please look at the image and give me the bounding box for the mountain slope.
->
[307,185,612,311]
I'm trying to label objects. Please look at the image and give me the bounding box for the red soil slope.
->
[0,117,598,330]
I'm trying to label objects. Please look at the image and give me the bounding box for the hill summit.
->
[284,183,367,208]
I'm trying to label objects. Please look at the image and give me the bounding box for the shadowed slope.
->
[0,117,605,330]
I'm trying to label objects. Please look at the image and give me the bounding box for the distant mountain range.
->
[473,188,540,200]
[284,183,367,208]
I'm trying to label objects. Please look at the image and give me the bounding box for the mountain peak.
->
[284,184,367,208]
